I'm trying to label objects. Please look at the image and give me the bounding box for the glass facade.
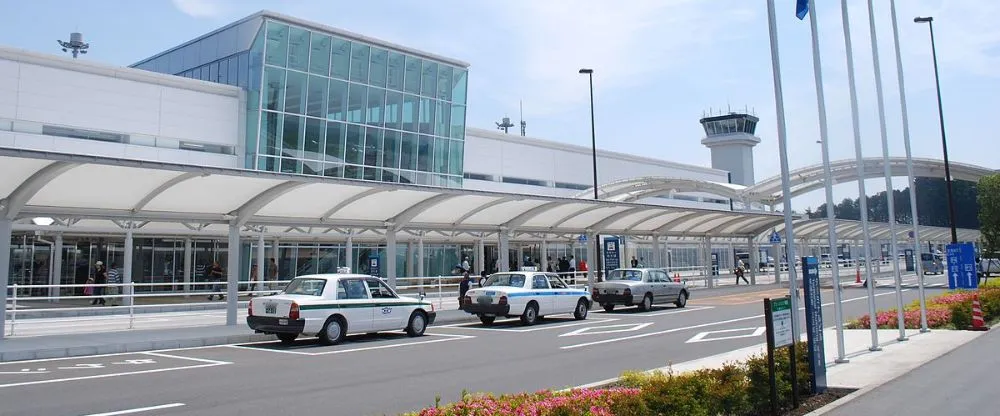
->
[132,16,469,188]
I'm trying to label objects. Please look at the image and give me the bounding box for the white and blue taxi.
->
[460,269,591,325]
[247,272,436,345]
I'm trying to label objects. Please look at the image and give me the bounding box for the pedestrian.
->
[107,262,121,306]
[249,264,259,297]
[479,270,488,287]
[631,256,639,268]
[735,259,749,285]
[207,261,225,301]
[91,261,107,306]
[458,271,471,309]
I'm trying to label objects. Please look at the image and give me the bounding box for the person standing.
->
[106,262,121,306]
[91,261,107,306]
[249,264,259,297]
[458,271,471,309]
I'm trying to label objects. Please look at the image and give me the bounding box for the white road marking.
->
[143,352,231,366]
[0,352,231,389]
[225,332,475,356]
[685,327,766,343]
[435,318,618,333]
[560,323,653,337]
[562,289,910,350]
[630,305,714,317]
[83,403,186,416]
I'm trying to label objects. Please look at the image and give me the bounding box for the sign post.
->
[801,256,826,394]
[946,243,977,289]
[764,296,796,414]
[603,236,621,275]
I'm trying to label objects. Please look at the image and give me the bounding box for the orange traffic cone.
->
[969,293,990,331]
[674,273,680,283]
[855,267,862,284]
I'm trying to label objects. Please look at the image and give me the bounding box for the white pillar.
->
[256,231,265,294]
[540,240,548,272]
[586,232,597,287]
[651,235,660,268]
[704,237,714,288]
[123,226,134,307]
[406,241,415,277]
[52,233,63,301]
[346,234,354,272]
[498,229,510,272]
[772,241,781,284]
[184,238,192,293]
[226,222,240,326]
[0,217,11,340]
[417,235,425,276]
[517,245,524,269]
[748,236,757,285]
[386,229,397,289]
[475,239,485,274]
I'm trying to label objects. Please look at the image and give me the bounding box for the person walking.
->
[91,261,107,305]
[106,262,122,306]
[207,261,225,301]
[458,271,471,309]
[735,258,749,285]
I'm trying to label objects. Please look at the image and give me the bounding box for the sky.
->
[1,0,997,211]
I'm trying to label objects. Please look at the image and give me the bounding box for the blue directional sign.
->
[769,232,782,244]
[369,256,381,277]
[801,256,827,393]
[946,243,977,289]
[603,236,621,273]
[577,234,588,243]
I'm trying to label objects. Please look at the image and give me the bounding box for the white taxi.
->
[460,270,591,325]
[247,273,436,345]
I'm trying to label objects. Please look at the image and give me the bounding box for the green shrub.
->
[950,300,973,328]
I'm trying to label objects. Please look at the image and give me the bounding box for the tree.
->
[979,175,1000,257]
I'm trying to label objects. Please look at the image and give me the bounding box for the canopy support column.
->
[406,241,415,277]
[123,223,134,307]
[651,235,661,268]
[52,233,63,301]
[256,229,265,296]
[540,240,548,272]
[226,222,240,326]
[748,236,758,285]
[184,238,192,294]
[586,232,597,287]
[0,217,11,340]
[386,228,397,289]
[417,233,425,277]
[476,239,485,275]
[498,229,510,272]
[346,233,354,272]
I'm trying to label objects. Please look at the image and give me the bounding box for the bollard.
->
[9,284,17,336]
[128,282,135,329]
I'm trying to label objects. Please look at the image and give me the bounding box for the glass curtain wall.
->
[253,19,468,187]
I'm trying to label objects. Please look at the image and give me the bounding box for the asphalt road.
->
[825,324,1000,415]
[0,280,944,416]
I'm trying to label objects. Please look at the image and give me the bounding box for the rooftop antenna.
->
[58,32,89,58]
[519,100,527,136]
[496,114,514,134]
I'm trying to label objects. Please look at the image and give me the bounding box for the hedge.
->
[846,286,1000,330]
[406,342,812,416]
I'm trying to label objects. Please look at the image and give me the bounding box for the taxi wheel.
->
[603,304,615,313]
[638,294,653,312]
[406,311,427,337]
[319,316,346,346]
[479,315,496,325]
[574,299,589,320]
[520,302,539,326]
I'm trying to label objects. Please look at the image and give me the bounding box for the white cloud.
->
[171,0,224,18]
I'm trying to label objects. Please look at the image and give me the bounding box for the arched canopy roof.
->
[772,218,981,243]
[746,157,996,206]
[0,149,791,239]
[573,177,745,203]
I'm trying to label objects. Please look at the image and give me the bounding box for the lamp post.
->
[914,16,958,244]
[580,68,603,281]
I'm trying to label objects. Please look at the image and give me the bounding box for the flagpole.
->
[766,0,800,342]
[866,0,908,343]
[806,0,847,363]
[888,0,929,333]
[841,0,881,351]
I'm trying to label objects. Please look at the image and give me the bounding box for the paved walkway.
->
[817,327,999,415]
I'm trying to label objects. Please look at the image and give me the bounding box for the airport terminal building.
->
[0,11,983,293]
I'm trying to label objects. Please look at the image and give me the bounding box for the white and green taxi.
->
[460,270,592,325]
[247,273,436,345]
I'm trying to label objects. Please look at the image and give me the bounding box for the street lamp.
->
[579,68,603,280]
[914,16,958,244]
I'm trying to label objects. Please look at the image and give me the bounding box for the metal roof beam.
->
[1,161,79,220]
[585,207,655,233]
[231,181,307,226]
[131,172,203,212]
[390,194,460,231]
[321,188,390,220]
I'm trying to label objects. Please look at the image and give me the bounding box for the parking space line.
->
[435,318,618,333]
[225,332,475,356]
[0,362,229,389]
[84,403,186,416]
[628,305,715,317]
[143,352,231,366]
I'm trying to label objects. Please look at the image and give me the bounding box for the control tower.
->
[699,111,761,186]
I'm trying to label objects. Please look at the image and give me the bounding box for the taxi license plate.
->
[278,319,288,325]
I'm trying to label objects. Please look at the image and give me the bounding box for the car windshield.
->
[607,270,643,281]
[283,278,326,296]
[483,273,527,288]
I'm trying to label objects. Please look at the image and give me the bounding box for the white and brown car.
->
[591,268,689,312]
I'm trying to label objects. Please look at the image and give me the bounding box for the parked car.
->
[591,268,689,312]
[247,274,436,345]
[921,253,944,275]
[460,271,591,326]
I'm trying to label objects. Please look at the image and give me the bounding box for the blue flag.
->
[796,0,809,20]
